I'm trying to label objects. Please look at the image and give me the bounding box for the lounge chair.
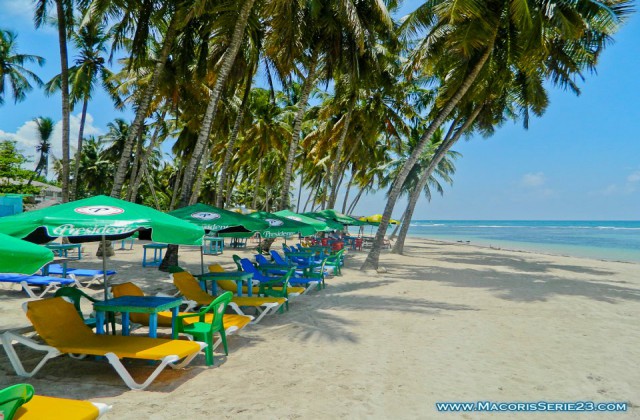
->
[0,383,111,419]
[45,264,116,287]
[53,287,117,333]
[240,258,321,294]
[210,263,305,298]
[111,282,252,350]
[0,274,81,299]
[171,271,286,324]
[1,297,206,390]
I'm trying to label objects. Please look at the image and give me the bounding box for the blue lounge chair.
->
[255,254,305,276]
[0,274,80,299]
[240,258,320,294]
[45,264,116,287]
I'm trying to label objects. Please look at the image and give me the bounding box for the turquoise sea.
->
[407,220,640,263]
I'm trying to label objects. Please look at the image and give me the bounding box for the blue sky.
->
[1,0,638,220]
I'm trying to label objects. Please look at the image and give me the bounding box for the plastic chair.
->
[173,291,233,366]
[325,248,345,276]
[54,287,116,333]
[0,382,32,420]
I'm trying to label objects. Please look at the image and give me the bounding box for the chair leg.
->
[219,329,228,356]
[204,334,214,366]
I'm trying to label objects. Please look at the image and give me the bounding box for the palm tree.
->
[34,0,73,203]
[179,0,258,207]
[0,30,44,105]
[390,128,460,254]
[46,18,112,200]
[361,0,633,270]
[28,117,55,184]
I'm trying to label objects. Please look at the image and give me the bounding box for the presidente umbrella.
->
[301,212,345,231]
[0,195,204,298]
[308,209,366,226]
[274,210,331,232]
[0,233,54,274]
[247,211,317,239]
[168,203,269,273]
[168,203,268,235]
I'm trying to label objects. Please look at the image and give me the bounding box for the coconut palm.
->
[361,0,633,270]
[0,30,44,105]
[34,0,73,203]
[46,18,112,200]
[28,117,55,185]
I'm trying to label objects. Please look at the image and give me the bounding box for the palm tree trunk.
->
[70,96,89,201]
[347,179,371,215]
[216,73,252,207]
[389,210,405,241]
[110,15,179,198]
[296,174,303,211]
[180,0,256,208]
[55,0,70,203]
[252,160,262,209]
[128,131,145,198]
[169,167,182,211]
[129,110,166,202]
[327,107,352,208]
[144,165,161,210]
[341,171,354,214]
[225,169,240,206]
[392,106,482,254]
[278,47,319,210]
[361,46,494,270]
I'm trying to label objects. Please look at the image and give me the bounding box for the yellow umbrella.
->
[359,214,400,225]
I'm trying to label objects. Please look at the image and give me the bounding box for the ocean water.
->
[407,220,640,263]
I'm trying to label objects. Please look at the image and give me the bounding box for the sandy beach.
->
[1,237,638,419]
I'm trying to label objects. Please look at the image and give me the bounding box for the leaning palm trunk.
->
[392,107,482,254]
[361,46,494,270]
[110,16,179,199]
[128,110,166,202]
[180,0,256,208]
[389,210,405,241]
[128,132,145,196]
[341,172,354,214]
[278,49,319,210]
[70,97,89,201]
[327,107,352,209]
[216,74,253,207]
[252,160,262,209]
[56,0,70,203]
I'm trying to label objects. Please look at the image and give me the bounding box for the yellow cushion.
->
[26,298,201,360]
[208,264,224,273]
[111,282,148,324]
[15,395,99,420]
[216,279,260,295]
[155,312,251,331]
[173,272,214,306]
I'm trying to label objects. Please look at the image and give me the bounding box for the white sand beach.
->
[1,238,638,419]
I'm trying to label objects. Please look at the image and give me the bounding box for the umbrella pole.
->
[101,234,110,334]
[200,246,205,275]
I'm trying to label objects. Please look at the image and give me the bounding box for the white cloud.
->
[627,171,640,183]
[2,0,35,21]
[0,113,102,176]
[520,172,546,188]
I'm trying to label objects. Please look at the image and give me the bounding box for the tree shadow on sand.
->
[381,260,640,304]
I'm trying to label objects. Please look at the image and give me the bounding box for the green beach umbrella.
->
[0,233,54,274]
[302,213,345,231]
[168,203,269,235]
[247,211,317,238]
[0,195,204,245]
[0,195,205,299]
[274,210,332,232]
[308,209,366,226]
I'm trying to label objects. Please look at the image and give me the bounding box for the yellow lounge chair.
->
[111,282,252,350]
[1,383,110,420]
[172,271,286,324]
[1,297,206,391]
[208,264,305,298]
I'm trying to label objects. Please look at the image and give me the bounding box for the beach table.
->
[45,243,82,260]
[40,257,70,277]
[203,237,224,255]
[119,237,135,250]
[142,243,168,267]
[94,295,182,338]
[195,271,254,297]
